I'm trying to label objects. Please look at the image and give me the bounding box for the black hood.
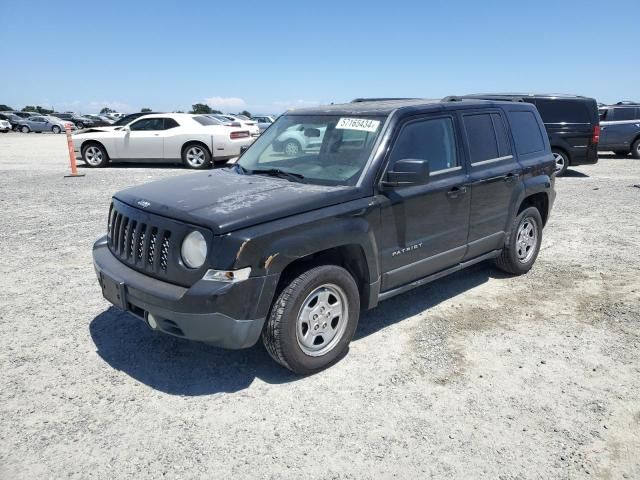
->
[114,169,363,234]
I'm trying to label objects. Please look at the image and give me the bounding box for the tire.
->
[76,122,84,129]
[632,139,640,159]
[51,125,61,134]
[283,139,301,156]
[552,150,569,176]
[81,143,109,168]
[495,206,543,275]
[182,143,212,169]
[262,265,360,374]
[21,125,30,133]
[613,150,629,157]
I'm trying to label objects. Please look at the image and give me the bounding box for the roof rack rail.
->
[441,96,463,102]
[350,97,417,103]
[615,101,640,105]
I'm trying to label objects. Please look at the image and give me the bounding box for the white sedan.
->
[72,113,254,169]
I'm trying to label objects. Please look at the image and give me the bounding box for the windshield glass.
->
[237,114,385,186]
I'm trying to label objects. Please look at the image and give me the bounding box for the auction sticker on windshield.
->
[336,118,380,132]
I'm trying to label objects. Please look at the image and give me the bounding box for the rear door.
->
[534,99,595,156]
[461,109,522,259]
[378,114,471,291]
[600,107,640,150]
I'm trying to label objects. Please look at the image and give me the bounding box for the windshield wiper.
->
[251,168,306,183]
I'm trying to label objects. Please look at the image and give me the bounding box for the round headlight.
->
[181,231,207,269]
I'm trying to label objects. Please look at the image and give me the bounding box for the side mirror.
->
[382,159,430,187]
[304,128,321,138]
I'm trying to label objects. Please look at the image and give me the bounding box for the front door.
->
[119,117,165,159]
[378,115,471,292]
[460,110,522,259]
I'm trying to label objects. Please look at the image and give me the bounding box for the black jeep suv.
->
[463,94,600,176]
[93,98,556,374]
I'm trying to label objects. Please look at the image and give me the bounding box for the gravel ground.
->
[1,132,639,479]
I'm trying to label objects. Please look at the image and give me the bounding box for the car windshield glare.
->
[237,114,385,186]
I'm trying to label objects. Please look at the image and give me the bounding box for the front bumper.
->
[93,236,277,349]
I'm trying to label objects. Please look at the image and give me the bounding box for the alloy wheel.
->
[84,146,103,166]
[296,283,349,357]
[515,217,538,264]
[186,146,206,167]
[553,152,565,172]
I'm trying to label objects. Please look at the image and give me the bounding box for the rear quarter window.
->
[507,110,546,155]
[535,99,591,124]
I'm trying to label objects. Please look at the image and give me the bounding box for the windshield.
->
[113,114,139,126]
[237,114,385,186]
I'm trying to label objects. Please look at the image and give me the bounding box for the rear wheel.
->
[82,143,108,167]
[552,150,569,176]
[21,125,30,133]
[262,265,360,374]
[632,139,640,159]
[283,139,301,156]
[495,206,543,275]
[182,144,212,169]
[76,122,84,129]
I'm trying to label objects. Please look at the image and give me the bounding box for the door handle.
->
[504,173,519,183]
[446,186,468,198]
[153,133,160,136]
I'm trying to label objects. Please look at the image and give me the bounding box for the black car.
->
[598,103,640,158]
[0,112,24,131]
[93,98,555,374]
[109,112,162,128]
[52,113,97,129]
[463,94,600,176]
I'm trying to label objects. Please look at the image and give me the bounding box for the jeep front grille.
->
[108,209,171,274]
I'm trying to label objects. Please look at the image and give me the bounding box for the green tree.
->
[140,107,152,112]
[239,110,252,118]
[190,103,212,114]
[100,107,115,114]
[0,104,13,111]
[22,105,53,114]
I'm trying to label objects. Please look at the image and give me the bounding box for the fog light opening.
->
[146,313,158,329]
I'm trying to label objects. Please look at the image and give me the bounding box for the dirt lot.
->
[1,132,639,479]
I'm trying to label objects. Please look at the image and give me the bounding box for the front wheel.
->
[262,265,360,374]
[21,125,30,133]
[51,125,61,134]
[283,139,301,156]
[76,122,84,129]
[182,144,212,169]
[632,139,640,159]
[552,150,569,176]
[82,143,109,167]
[495,206,543,275]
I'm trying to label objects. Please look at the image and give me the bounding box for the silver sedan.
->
[17,116,76,134]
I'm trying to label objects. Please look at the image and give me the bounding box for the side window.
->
[535,100,590,123]
[507,110,545,155]
[388,117,458,172]
[463,113,499,163]
[163,118,180,129]
[491,113,512,157]
[129,118,163,131]
[612,108,637,121]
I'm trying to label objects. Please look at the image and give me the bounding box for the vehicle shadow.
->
[89,262,502,395]
[77,161,230,170]
[562,169,589,178]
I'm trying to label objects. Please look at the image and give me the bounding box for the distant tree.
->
[239,110,252,118]
[0,104,13,111]
[100,107,115,114]
[140,107,152,112]
[190,103,212,114]
[22,105,53,114]
[211,109,222,114]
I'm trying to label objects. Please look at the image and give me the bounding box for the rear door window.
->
[463,113,499,163]
[611,108,638,121]
[535,99,591,124]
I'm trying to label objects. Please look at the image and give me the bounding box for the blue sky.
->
[1,0,638,114]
